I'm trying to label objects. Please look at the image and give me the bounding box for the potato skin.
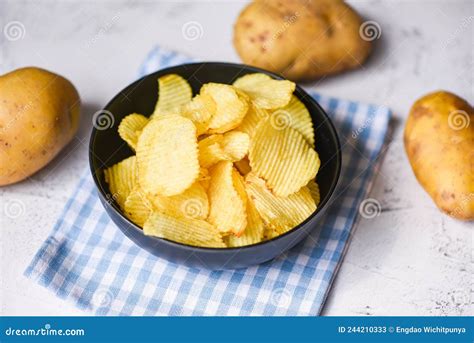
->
[0,67,80,186]
[233,0,372,81]
[404,91,474,220]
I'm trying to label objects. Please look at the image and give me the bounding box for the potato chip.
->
[153,74,192,116]
[222,131,250,161]
[275,95,314,147]
[232,168,248,218]
[124,188,153,226]
[226,196,264,247]
[245,173,316,235]
[198,131,250,168]
[249,115,320,197]
[234,157,251,176]
[201,83,248,133]
[307,179,321,207]
[181,94,216,135]
[104,155,137,208]
[117,113,149,150]
[236,103,269,137]
[198,134,229,168]
[136,115,199,196]
[233,73,295,109]
[198,168,211,191]
[149,181,209,220]
[207,161,247,235]
[144,212,225,248]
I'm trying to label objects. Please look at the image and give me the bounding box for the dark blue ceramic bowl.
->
[89,62,341,270]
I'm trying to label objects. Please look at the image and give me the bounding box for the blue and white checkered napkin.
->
[25,47,391,316]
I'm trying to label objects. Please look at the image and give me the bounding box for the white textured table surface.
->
[1,0,472,316]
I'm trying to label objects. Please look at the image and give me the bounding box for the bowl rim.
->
[89,61,342,252]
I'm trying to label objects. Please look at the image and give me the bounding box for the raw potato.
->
[0,67,80,186]
[233,0,372,80]
[404,91,474,220]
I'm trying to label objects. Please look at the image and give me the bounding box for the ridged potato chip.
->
[236,103,269,137]
[245,173,316,235]
[249,115,320,197]
[198,131,250,168]
[149,181,209,220]
[226,196,264,247]
[124,188,153,226]
[207,161,247,235]
[234,157,251,176]
[181,94,216,135]
[222,131,250,161]
[118,113,149,151]
[153,74,192,116]
[144,212,225,248]
[233,73,295,109]
[201,83,248,133]
[275,96,314,147]
[104,155,137,208]
[136,115,199,196]
[307,179,321,207]
[198,134,229,168]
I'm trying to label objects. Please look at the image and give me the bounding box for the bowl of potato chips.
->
[89,62,341,269]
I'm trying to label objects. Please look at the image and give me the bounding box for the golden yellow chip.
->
[124,188,153,227]
[249,115,320,197]
[149,181,209,220]
[198,131,250,168]
[226,196,264,247]
[181,94,216,135]
[198,134,229,168]
[307,179,321,207]
[236,103,269,137]
[153,74,192,116]
[233,73,295,109]
[234,157,252,176]
[144,212,225,248]
[198,168,211,191]
[103,155,137,208]
[118,113,149,151]
[232,168,248,226]
[207,161,247,235]
[201,83,248,133]
[245,173,316,235]
[136,115,199,196]
[222,131,250,161]
[274,96,314,147]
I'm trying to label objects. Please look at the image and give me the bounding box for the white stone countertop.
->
[1,0,472,316]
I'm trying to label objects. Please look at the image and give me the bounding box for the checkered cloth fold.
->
[25,47,391,315]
